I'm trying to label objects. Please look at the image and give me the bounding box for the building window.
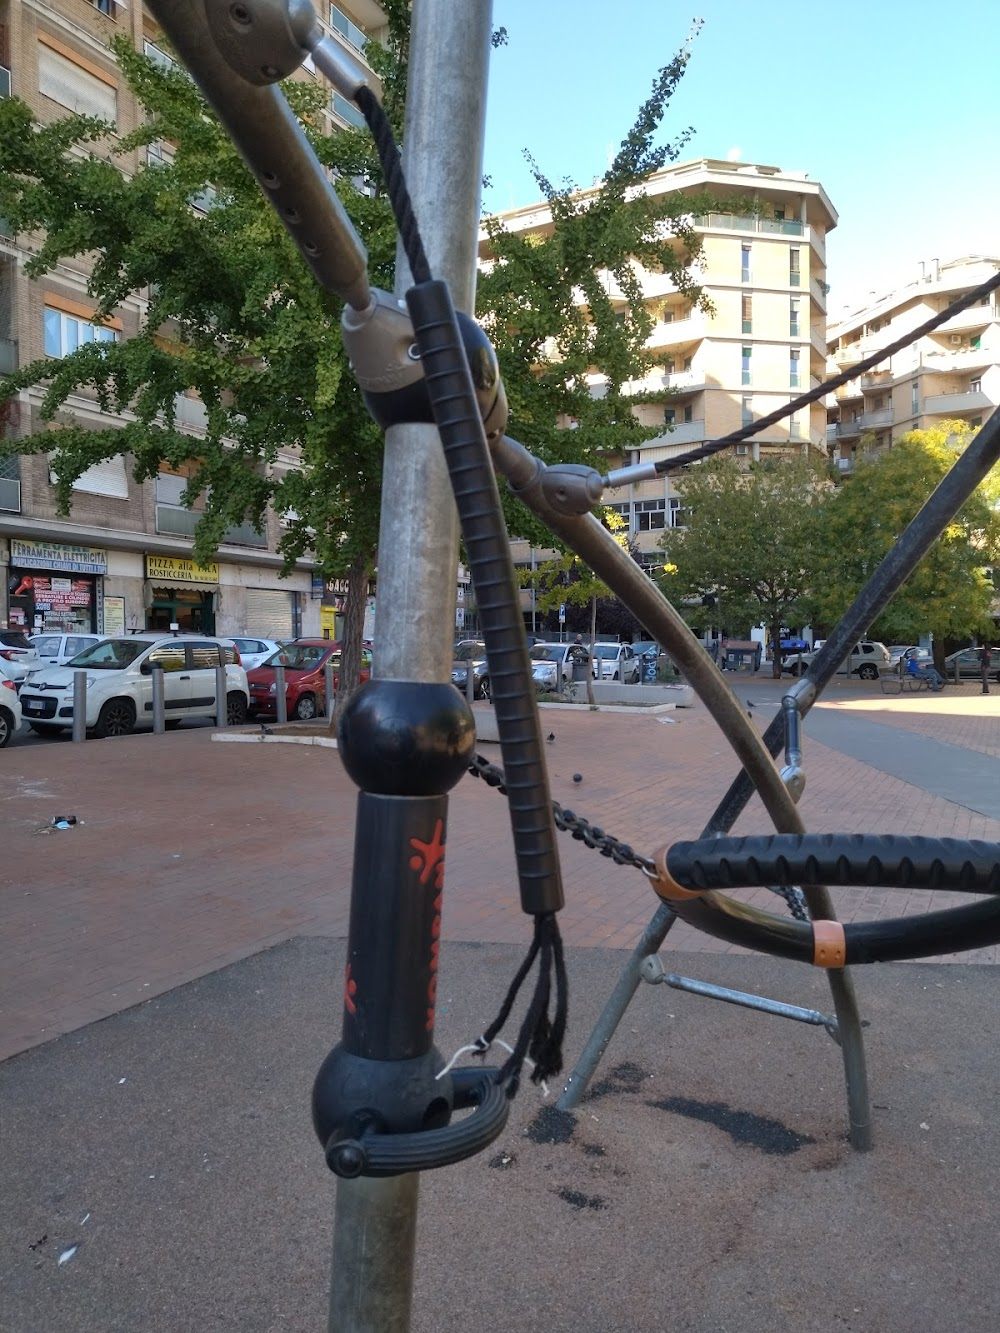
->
[664,407,675,425]
[789,298,800,337]
[741,294,752,335]
[44,307,119,358]
[634,499,666,531]
[789,417,802,439]
[683,405,693,423]
[663,357,675,373]
[741,245,751,284]
[789,248,801,287]
[911,381,919,416]
[683,355,693,371]
[742,396,753,427]
[38,42,118,123]
[668,497,687,528]
[789,349,800,389]
[741,346,752,386]
[970,377,982,393]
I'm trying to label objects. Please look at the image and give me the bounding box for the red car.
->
[246,639,372,720]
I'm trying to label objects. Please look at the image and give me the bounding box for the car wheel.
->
[28,722,63,737]
[227,692,248,726]
[0,707,12,748]
[93,698,136,739]
[293,692,317,721]
[858,664,879,681]
[478,676,491,702]
[613,671,620,681]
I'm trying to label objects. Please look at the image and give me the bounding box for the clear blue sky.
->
[481,0,1000,315]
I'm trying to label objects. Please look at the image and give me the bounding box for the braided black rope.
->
[355,86,432,286]
[655,269,1000,472]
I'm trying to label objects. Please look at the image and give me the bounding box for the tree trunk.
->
[329,549,370,732]
[770,619,783,679]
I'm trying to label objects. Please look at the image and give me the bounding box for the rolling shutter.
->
[244,588,294,639]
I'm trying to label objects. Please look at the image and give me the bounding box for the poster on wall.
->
[28,576,92,612]
[103,595,126,637]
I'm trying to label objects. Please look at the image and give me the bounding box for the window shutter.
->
[38,44,117,122]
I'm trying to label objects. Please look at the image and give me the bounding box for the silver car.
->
[530,642,590,689]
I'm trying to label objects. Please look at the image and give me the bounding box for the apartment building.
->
[484,158,837,581]
[0,0,386,640]
[826,255,1000,472]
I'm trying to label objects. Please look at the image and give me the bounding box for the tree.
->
[814,423,1000,667]
[1,12,713,710]
[659,455,829,677]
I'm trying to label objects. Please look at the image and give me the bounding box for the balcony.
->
[861,369,893,390]
[156,503,267,548]
[660,369,705,393]
[143,40,180,74]
[0,338,16,375]
[937,301,998,334]
[922,347,994,374]
[641,419,706,450]
[858,409,893,430]
[0,477,20,512]
[833,343,862,368]
[173,393,209,432]
[648,312,706,349]
[836,378,863,401]
[835,420,862,438]
[923,389,995,416]
[810,275,830,306]
[693,212,803,236]
[330,92,366,129]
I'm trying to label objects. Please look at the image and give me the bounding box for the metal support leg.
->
[558,902,677,1110]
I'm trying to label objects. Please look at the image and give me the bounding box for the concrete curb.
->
[212,732,338,748]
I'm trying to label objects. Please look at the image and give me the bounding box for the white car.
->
[229,636,283,671]
[0,676,22,747]
[18,634,249,738]
[591,642,641,683]
[30,631,104,668]
[0,629,41,686]
[785,640,891,681]
[530,642,590,690]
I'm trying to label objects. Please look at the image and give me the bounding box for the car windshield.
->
[530,645,563,662]
[68,639,148,670]
[454,642,486,661]
[1,631,32,649]
[32,636,62,655]
[593,645,619,659]
[264,644,329,670]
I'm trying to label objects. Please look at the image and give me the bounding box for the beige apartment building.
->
[485,158,837,580]
[826,255,1000,472]
[0,0,386,640]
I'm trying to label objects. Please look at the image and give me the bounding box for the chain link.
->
[466,753,811,923]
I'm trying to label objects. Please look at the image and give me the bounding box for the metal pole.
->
[71,671,86,744]
[215,664,228,728]
[324,660,335,721]
[152,664,165,734]
[274,665,287,724]
[327,7,493,1332]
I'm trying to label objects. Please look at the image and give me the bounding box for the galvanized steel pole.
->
[327,4,493,1330]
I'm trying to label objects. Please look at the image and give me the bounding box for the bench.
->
[880,663,930,694]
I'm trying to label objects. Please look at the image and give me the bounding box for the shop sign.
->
[145,555,219,584]
[103,595,126,636]
[10,538,108,574]
[28,575,93,611]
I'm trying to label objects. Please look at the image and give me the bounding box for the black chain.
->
[467,753,811,923]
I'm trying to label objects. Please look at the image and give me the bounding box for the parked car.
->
[246,639,372,720]
[0,676,22,747]
[784,640,891,681]
[529,641,590,690]
[887,645,932,669]
[228,636,283,671]
[0,630,41,685]
[30,632,104,668]
[18,634,249,738]
[451,641,490,700]
[591,642,641,683]
[944,648,1000,683]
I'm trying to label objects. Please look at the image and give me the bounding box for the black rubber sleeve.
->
[406,280,563,915]
[666,834,1000,895]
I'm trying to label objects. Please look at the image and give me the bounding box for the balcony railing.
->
[0,477,20,512]
[937,302,998,334]
[642,419,706,449]
[693,212,803,236]
[0,337,16,375]
[833,343,862,367]
[835,420,862,437]
[858,409,893,429]
[660,369,705,393]
[331,92,366,128]
[923,389,995,416]
[156,504,268,548]
[648,312,706,349]
[143,40,180,73]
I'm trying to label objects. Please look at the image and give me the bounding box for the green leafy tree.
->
[814,422,1000,666]
[660,455,829,677]
[1,12,714,708]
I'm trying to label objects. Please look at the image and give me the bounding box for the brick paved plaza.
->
[2,678,998,1061]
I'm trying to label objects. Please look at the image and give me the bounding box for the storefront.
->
[7,539,106,634]
[144,555,219,633]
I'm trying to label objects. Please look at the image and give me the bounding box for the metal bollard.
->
[151,663,165,733]
[466,661,475,706]
[215,664,228,728]
[72,671,87,744]
[274,664,287,724]
[324,660,335,720]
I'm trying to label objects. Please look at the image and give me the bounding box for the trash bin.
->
[641,651,657,684]
[571,659,589,683]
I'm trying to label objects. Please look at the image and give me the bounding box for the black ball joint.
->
[337,679,476,796]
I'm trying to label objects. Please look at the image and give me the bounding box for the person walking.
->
[980,643,993,695]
